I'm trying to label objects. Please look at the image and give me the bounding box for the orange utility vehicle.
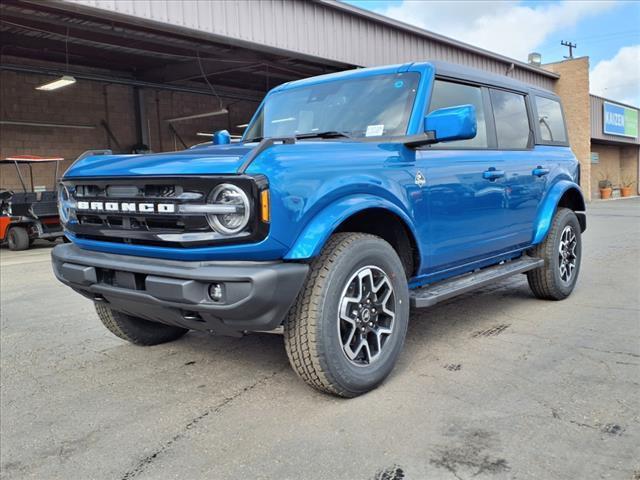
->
[0,155,65,250]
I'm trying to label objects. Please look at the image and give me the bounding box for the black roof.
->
[429,60,559,98]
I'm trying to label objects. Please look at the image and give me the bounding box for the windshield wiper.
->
[244,131,351,143]
[295,131,352,140]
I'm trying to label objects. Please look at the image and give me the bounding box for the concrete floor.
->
[1,199,639,480]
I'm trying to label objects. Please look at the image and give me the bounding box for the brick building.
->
[543,58,639,200]
[1,0,637,200]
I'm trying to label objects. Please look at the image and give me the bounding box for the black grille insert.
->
[61,175,268,248]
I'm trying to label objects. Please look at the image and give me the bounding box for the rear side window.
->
[428,80,488,148]
[535,96,567,143]
[490,89,530,149]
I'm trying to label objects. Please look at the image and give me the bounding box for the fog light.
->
[209,283,224,302]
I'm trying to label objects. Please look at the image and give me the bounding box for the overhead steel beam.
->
[160,62,302,85]
[0,63,265,102]
[25,0,353,70]
[0,120,95,129]
[0,16,194,62]
[0,32,158,71]
[0,3,233,60]
[139,61,264,84]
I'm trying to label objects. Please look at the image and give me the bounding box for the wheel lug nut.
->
[368,322,373,327]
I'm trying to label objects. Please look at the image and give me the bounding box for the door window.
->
[490,89,530,149]
[535,96,567,143]
[428,80,488,148]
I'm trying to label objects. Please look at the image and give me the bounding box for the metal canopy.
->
[0,0,347,95]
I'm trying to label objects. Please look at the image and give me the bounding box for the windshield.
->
[244,72,420,141]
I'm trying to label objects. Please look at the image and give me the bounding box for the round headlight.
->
[207,184,250,235]
[58,184,73,224]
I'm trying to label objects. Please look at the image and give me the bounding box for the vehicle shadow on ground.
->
[144,275,538,392]
[393,277,540,376]
[175,328,287,363]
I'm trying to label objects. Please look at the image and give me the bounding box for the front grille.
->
[61,176,267,247]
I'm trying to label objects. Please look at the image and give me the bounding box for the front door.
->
[418,150,513,274]
[416,79,511,275]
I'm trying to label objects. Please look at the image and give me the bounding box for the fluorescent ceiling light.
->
[35,75,76,91]
[167,109,229,123]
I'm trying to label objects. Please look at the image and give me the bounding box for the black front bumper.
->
[52,244,308,336]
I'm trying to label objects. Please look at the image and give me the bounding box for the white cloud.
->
[590,45,640,106]
[374,0,615,61]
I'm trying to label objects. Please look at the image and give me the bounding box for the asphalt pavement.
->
[1,198,639,480]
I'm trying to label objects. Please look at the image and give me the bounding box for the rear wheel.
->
[284,233,410,397]
[7,227,29,251]
[527,208,582,300]
[95,303,188,345]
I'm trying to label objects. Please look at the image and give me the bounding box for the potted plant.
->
[620,175,635,197]
[598,173,613,200]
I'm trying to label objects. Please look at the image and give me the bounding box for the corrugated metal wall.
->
[63,0,557,89]
[591,95,640,144]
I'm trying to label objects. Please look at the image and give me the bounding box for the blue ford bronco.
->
[53,61,586,397]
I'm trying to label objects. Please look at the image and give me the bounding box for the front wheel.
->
[527,208,582,300]
[95,303,188,345]
[284,233,410,397]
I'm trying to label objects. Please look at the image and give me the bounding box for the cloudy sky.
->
[345,0,640,106]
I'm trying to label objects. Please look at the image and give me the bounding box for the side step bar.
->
[410,256,544,308]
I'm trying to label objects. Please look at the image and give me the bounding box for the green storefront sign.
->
[603,101,639,138]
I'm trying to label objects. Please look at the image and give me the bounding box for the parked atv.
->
[0,155,65,251]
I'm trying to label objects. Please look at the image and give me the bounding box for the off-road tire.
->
[7,227,29,251]
[95,303,188,345]
[527,208,582,300]
[284,233,410,397]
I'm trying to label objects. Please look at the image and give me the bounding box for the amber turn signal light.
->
[260,189,270,222]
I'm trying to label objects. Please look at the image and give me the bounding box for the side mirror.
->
[425,104,477,143]
[213,130,231,145]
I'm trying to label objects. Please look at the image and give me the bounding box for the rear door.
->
[488,88,544,247]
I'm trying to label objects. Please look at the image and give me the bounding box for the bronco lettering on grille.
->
[76,201,176,214]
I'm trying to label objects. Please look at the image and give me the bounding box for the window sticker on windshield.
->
[365,125,384,137]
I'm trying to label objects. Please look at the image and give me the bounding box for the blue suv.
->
[52,61,586,397]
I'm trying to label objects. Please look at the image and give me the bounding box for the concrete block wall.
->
[620,146,640,195]
[590,144,640,197]
[590,144,621,194]
[0,68,260,192]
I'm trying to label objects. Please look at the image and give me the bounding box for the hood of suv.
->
[63,144,257,178]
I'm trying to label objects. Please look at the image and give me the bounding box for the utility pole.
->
[561,40,577,59]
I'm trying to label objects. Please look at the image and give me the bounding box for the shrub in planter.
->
[598,175,613,200]
[620,176,635,197]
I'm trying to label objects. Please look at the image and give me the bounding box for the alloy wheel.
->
[558,225,578,284]
[337,266,396,366]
